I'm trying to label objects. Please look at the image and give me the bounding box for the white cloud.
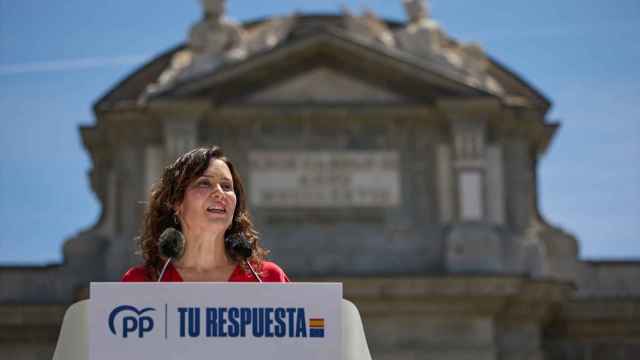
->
[0,54,150,76]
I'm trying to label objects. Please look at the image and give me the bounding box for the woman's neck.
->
[176,227,233,272]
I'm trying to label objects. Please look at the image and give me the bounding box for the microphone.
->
[156,228,262,283]
[226,233,262,283]
[157,228,185,282]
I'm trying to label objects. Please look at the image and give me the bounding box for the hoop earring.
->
[173,214,180,226]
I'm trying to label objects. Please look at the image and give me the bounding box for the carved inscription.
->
[249,151,400,207]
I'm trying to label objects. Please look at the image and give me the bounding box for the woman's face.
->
[176,159,237,235]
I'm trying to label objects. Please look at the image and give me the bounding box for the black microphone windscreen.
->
[158,228,185,260]
[226,233,253,259]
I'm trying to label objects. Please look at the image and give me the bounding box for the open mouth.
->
[206,205,226,214]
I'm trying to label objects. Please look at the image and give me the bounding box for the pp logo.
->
[108,305,156,338]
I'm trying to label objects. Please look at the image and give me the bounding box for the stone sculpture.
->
[188,0,245,59]
[394,0,503,94]
[146,0,503,97]
[242,15,296,54]
[395,0,443,54]
[147,0,246,94]
[343,7,395,48]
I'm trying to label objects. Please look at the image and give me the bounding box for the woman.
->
[122,146,289,282]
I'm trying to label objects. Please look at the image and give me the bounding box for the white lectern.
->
[53,296,372,360]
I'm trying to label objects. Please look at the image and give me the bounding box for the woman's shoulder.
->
[259,261,290,283]
[121,265,151,282]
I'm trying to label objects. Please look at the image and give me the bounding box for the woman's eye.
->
[222,183,233,191]
[197,180,211,187]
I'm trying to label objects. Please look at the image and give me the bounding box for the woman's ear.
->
[171,203,183,227]
[170,200,182,214]
[170,202,183,222]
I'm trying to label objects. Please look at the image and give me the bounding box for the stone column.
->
[502,138,533,232]
[435,143,454,223]
[106,143,145,279]
[436,98,506,225]
[163,117,200,161]
[144,145,164,194]
[437,98,506,273]
[486,145,505,224]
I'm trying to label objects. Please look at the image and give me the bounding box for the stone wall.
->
[0,304,66,360]
[576,261,640,298]
[335,276,572,360]
[198,108,454,277]
[544,298,640,360]
[0,266,67,304]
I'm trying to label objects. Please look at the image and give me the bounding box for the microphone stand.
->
[158,258,173,282]
[159,257,262,283]
[245,261,262,283]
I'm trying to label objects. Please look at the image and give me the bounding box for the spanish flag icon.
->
[309,318,325,338]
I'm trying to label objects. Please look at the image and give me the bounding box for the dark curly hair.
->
[138,146,268,280]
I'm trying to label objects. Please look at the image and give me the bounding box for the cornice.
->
[297,275,573,318]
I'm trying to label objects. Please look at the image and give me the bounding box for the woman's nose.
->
[210,183,223,198]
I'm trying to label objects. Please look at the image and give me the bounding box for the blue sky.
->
[0,0,638,264]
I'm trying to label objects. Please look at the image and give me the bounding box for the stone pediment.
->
[148,28,492,104]
[95,14,550,112]
[241,67,408,104]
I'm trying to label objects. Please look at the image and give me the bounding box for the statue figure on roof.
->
[145,0,247,95]
[343,7,395,48]
[395,0,443,55]
[189,0,246,60]
[242,15,296,54]
[404,0,430,24]
[392,0,501,94]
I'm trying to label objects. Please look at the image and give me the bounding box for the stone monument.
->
[1,1,638,359]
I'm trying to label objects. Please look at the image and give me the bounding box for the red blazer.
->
[121,261,289,283]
